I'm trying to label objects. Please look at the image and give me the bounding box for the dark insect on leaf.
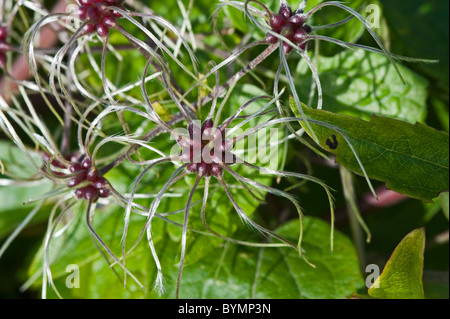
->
[326,135,338,149]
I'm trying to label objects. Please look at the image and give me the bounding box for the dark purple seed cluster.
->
[0,25,9,69]
[43,152,110,202]
[177,119,236,178]
[265,3,312,54]
[77,0,125,38]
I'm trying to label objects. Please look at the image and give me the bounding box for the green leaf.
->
[380,0,449,89]
[225,6,249,33]
[296,50,429,123]
[290,99,449,201]
[26,207,363,298]
[368,228,425,299]
[26,203,154,298]
[172,217,364,298]
[0,182,53,239]
[439,192,449,221]
[0,141,53,238]
[0,140,41,178]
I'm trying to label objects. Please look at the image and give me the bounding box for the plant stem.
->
[339,165,369,273]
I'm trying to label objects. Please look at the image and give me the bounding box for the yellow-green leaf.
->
[368,228,425,299]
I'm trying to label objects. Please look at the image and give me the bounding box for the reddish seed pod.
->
[79,0,92,5]
[293,28,306,43]
[52,171,67,177]
[75,188,84,199]
[42,153,67,169]
[270,14,287,31]
[52,158,68,169]
[69,163,82,173]
[81,23,96,35]
[104,0,122,4]
[187,123,194,137]
[283,26,295,41]
[279,4,292,19]
[92,177,108,189]
[283,42,293,54]
[188,123,201,139]
[303,24,312,33]
[81,157,92,169]
[101,16,116,28]
[211,164,223,177]
[191,135,202,150]
[288,14,305,26]
[0,26,7,41]
[83,186,99,201]
[198,162,211,177]
[0,41,8,52]
[78,6,88,19]
[67,178,82,188]
[202,127,221,143]
[265,32,278,44]
[76,170,88,181]
[86,169,99,181]
[96,23,109,37]
[98,188,110,198]
[201,119,214,131]
[87,7,100,22]
[192,148,202,164]
[187,163,198,173]
[112,10,123,18]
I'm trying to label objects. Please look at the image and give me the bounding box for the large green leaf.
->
[30,213,363,298]
[296,50,429,123]
[368,228,425,299]
[172,216,364,298]
[291,99,449,201]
